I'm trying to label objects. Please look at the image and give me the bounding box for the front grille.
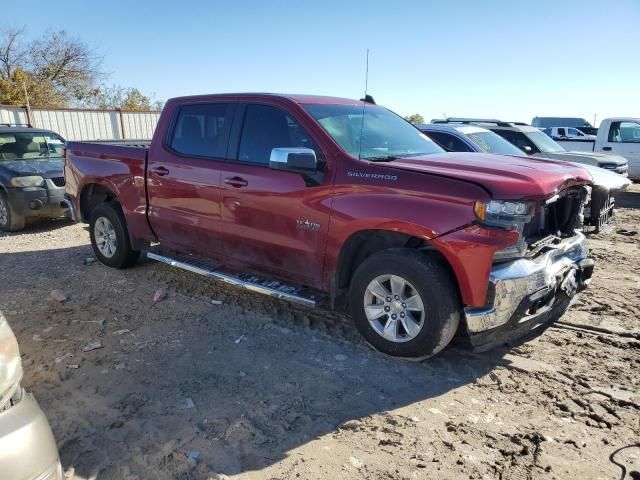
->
[523,187,587,246]
[51,177,65,187]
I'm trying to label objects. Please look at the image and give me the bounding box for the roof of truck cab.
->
[168,93,365,106]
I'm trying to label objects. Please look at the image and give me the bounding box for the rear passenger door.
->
[147,102,235,255]
[218,103,331,287]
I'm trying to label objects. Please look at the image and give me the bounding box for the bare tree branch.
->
[0,26,27,80]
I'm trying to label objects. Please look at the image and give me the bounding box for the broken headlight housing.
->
[474,200,535,262]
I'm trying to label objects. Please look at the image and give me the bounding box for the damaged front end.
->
[465,185,595,350]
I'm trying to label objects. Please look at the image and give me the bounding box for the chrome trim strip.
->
[146,252,316,308]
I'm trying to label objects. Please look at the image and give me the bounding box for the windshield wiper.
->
[365,155,400,162]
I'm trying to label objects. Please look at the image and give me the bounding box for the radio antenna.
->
[358,49,370,160]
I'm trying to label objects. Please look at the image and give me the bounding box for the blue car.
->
[0,125,67,231]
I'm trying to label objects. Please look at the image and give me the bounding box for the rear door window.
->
[169,103,234,158]
[491,129,539,154]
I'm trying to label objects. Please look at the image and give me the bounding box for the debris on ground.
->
[179,397,195,409]
[54,353,73,364]
[81,340,103,352]
[210,299,223,305]
[113,329,130,336]
[235,334,246,344]
[50,289,69,303]
[153,288,168,303]
[83,257,96,266]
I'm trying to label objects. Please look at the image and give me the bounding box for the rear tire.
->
[89,202,140,268]
[349,249,461,359]
[0,191,26,232]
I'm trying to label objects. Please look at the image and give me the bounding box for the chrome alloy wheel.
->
[363,274,426,343]
[0,197,7,225]
[94,216,117,258]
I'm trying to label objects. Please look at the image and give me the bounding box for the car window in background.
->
[490,129,540,154]
[465,131,524,155]
[170,103,233,157]
[0,132,65,161]
[608,121,640,143]
[237,104,320,165]
[527,130,566,153]
[304,104,443,160]
[558,128,566,136]
[423,131,472,152]
[567,128,583,137]
[541,128,553,137]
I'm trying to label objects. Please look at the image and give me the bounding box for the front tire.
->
[349,249,460,359]
[89,202,140,268]
[0,191,25,232]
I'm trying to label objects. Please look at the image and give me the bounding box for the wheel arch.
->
[331,227,460,308]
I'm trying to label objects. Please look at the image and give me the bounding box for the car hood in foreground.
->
[381,152,591,200]
[0,158,64,178]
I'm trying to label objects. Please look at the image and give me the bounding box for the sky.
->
[4,0,640,126]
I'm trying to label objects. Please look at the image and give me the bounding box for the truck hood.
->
[383,152,591,200]
[545,151,628,166]
[0,313,22,408]
[0,157,64,177]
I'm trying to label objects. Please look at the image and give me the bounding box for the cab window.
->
[169,103,234,158]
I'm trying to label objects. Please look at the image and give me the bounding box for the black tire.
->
[349,249,460,359]
[0,191,26,232]
[89,201,140,268]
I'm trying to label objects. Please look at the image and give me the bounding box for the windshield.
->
[0,132,65,161]
[465,131,524,155]
[303,104,443,160]
[527,130,565,153]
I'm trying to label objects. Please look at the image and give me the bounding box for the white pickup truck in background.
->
[542,127,596,141]
[555,118,640,180]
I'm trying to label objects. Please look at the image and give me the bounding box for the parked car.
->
[64,94,594,359]
[553,118,640,180]
[0,312,62,479]
[418,123,630,231]
[431,119,629,176]
[532,117,598,136]
[541,127,596,141]
[0,124,68,231]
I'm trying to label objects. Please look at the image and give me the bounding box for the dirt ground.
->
[1,186,639,480]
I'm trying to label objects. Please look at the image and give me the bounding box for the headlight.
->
[474,200,533,227]
[0,313,22,407]
[474,200,535,262]
[10,175,45,187]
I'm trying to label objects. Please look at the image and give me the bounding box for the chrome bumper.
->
[465,232,592,334]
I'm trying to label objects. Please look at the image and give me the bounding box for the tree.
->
[0,27,161,110]
[88,85,163,111]
[404,113,425,124]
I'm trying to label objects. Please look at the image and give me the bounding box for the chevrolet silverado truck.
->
[64,94,595,359]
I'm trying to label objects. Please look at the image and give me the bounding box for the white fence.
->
[0,105,160,141]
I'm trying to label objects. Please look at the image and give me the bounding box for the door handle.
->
[602,146,612,151]
[224,176,248,188]
[151,166,170,176]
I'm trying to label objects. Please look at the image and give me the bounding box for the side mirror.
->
[269,147,319,172]
[522,145,533,154]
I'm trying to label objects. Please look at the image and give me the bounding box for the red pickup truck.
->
[64,93,595,359]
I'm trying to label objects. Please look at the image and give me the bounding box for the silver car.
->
[0,312,62,480]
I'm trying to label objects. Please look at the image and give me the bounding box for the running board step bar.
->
[146,251,316,308]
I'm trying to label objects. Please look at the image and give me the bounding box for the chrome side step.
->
[146,251,316,308]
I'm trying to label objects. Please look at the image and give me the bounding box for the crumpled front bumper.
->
[464,231,593,351]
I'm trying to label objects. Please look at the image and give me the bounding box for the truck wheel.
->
[349,249,460,359]
[89,202,140,268]
[0,191,26,232]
